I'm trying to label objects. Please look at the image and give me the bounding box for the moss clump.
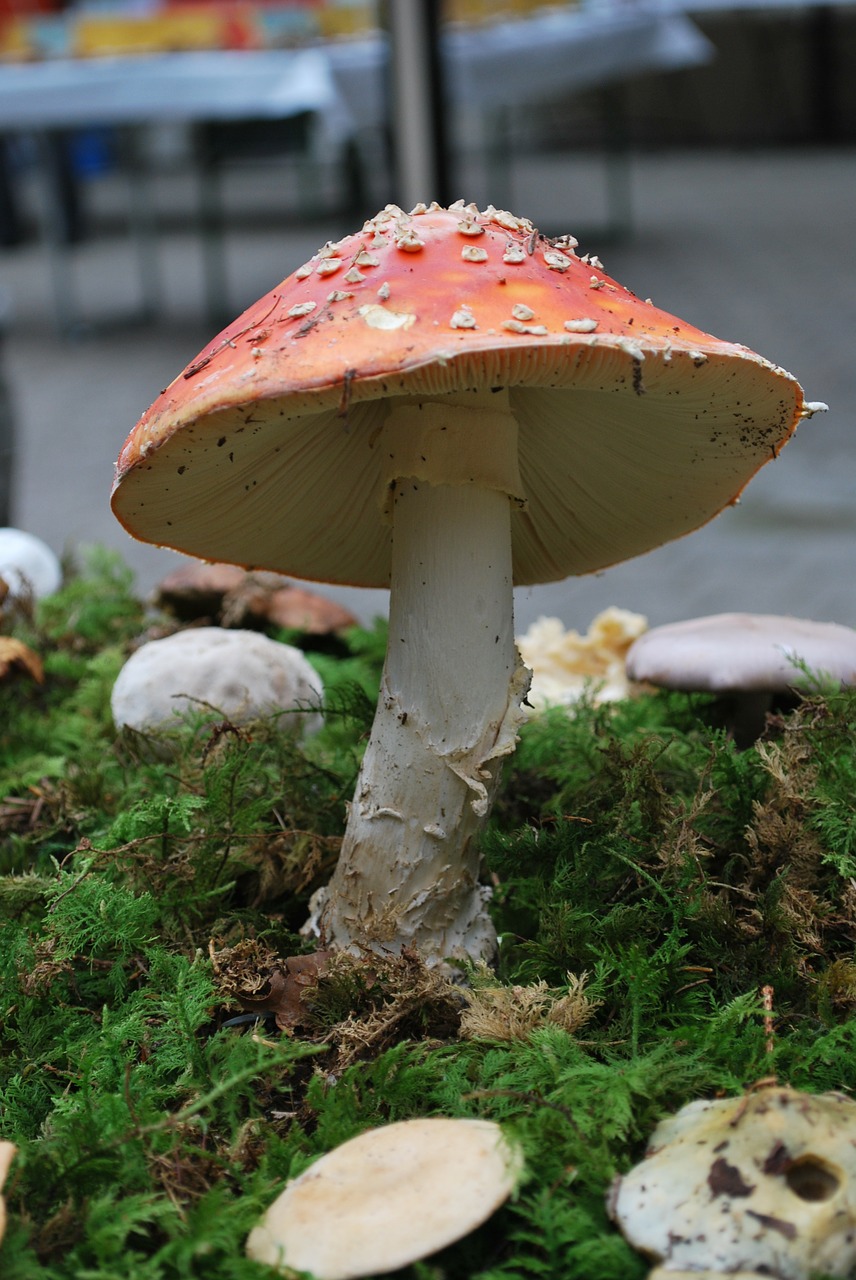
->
[2,550,856,1277]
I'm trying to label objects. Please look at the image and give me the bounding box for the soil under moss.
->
[1,550,855,1279]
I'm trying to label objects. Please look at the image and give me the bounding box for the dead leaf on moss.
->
[210,938,332,1031]
[0,637,44,684]
[238,952,332,1031]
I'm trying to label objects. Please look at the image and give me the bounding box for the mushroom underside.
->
[112,359,796,591]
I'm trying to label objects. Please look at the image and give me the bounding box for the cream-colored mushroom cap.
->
[0,1141,16,1243]
[245,1117,522,1279]
[609,1086,856,1280]
[111,627,323,735]
[626,612,856,693]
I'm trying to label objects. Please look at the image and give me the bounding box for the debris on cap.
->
[246,1117,522,1279]
[155,560,358,635]
[609,1085,856,1280]
[518,607,648,709]
[0,528,61,599]
[111,627,324,738]
[0,1141,15,1243]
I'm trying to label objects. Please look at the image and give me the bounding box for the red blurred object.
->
[0,0,59,14]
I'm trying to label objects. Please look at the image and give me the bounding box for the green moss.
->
[2,551,856,1277]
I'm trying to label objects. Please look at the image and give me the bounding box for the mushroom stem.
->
[318,477,530,964]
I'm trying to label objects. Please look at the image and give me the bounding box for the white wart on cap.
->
[111,627,323,736]
[245,1117,521,1279]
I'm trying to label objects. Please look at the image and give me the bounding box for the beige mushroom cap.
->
[111,627,323,735]
[609,1086,856,1280]
[245,1117,522,1279]
[626,612,856,693]
[0,1141,16,1243]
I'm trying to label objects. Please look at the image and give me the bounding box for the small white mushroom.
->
[609,1086,856,1280]
[111,627,323,737]
[245,1117,521,1279]
[0,528,62,598]
[0,1142,15,1244]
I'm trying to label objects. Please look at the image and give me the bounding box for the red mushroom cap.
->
[111,201,809,588]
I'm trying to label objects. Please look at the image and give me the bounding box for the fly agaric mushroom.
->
[609,1085,856,1280]
[111,200,819,965]
[245,1117,521,1279]
[626,612,856,744]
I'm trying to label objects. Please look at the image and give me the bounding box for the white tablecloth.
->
[0,8,713,140]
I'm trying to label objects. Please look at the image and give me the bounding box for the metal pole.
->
[385,0,451,210]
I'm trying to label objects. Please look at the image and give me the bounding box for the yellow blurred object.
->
[316,3,376,38]
[518,607,648,710]
[444,0,578,24]
[0,17,34,59]
[72,8,258,57]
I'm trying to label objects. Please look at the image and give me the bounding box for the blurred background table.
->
[0,3,713,331]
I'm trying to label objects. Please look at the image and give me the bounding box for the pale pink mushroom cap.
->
[626,612,856,693]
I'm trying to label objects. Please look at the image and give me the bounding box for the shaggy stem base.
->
[319,476,528,964]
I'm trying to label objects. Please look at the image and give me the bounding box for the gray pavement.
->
[2,145,854,634]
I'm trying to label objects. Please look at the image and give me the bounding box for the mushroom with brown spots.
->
[245,1117,521,1279]
[626,612,856,745]
[608,1085,856,1280]
[111,201,817,966]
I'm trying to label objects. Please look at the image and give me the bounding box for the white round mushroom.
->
[111,627,323,736]
[0,528,62,598]
[609,1085,856,1280]
[245,1117,522,1279]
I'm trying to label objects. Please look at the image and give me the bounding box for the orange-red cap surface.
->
[112,201,808,588]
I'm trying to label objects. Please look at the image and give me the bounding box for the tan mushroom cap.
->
[626,612,856,693]
[245,1117,521,1279]
[0,1141,15,1243]
[112,201,809,589]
